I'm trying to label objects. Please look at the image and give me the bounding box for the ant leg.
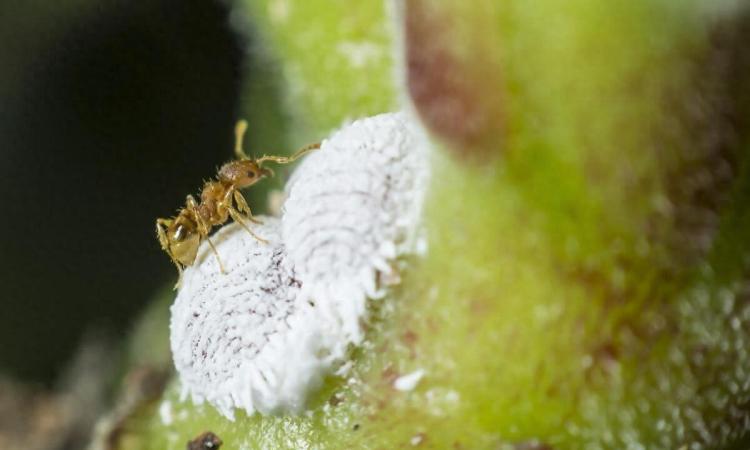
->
[184,195,226,274]
[156,219,183,271]
[233,190,263,224]
[187,213,226,275]
[155,218,172,252]
[222,186,261,224]
[227,207,268,244]
[174,266,184,290]
[185,195,200,216]
[234,119,250,160]
[205,236,226,274]
[218,186,266,242]
[185,195,212,235]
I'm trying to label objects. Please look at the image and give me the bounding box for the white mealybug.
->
[282,112,429,343]
[170,219,353,418]
[169,112,430,419]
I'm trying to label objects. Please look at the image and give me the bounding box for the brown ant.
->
[156,120,319,283]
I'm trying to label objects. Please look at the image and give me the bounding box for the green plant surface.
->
[239,0,398,143]
[118,0,750,449]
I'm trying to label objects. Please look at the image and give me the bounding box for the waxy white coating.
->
[170,112,430,419]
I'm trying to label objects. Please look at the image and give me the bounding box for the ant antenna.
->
[256,142,321,166]
[234,120,250,160]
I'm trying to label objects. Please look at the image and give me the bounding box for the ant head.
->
[218,160,269,189]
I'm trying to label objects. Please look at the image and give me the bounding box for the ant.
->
[156,120,319,283]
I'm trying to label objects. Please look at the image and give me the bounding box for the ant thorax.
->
[198,183,224,211]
